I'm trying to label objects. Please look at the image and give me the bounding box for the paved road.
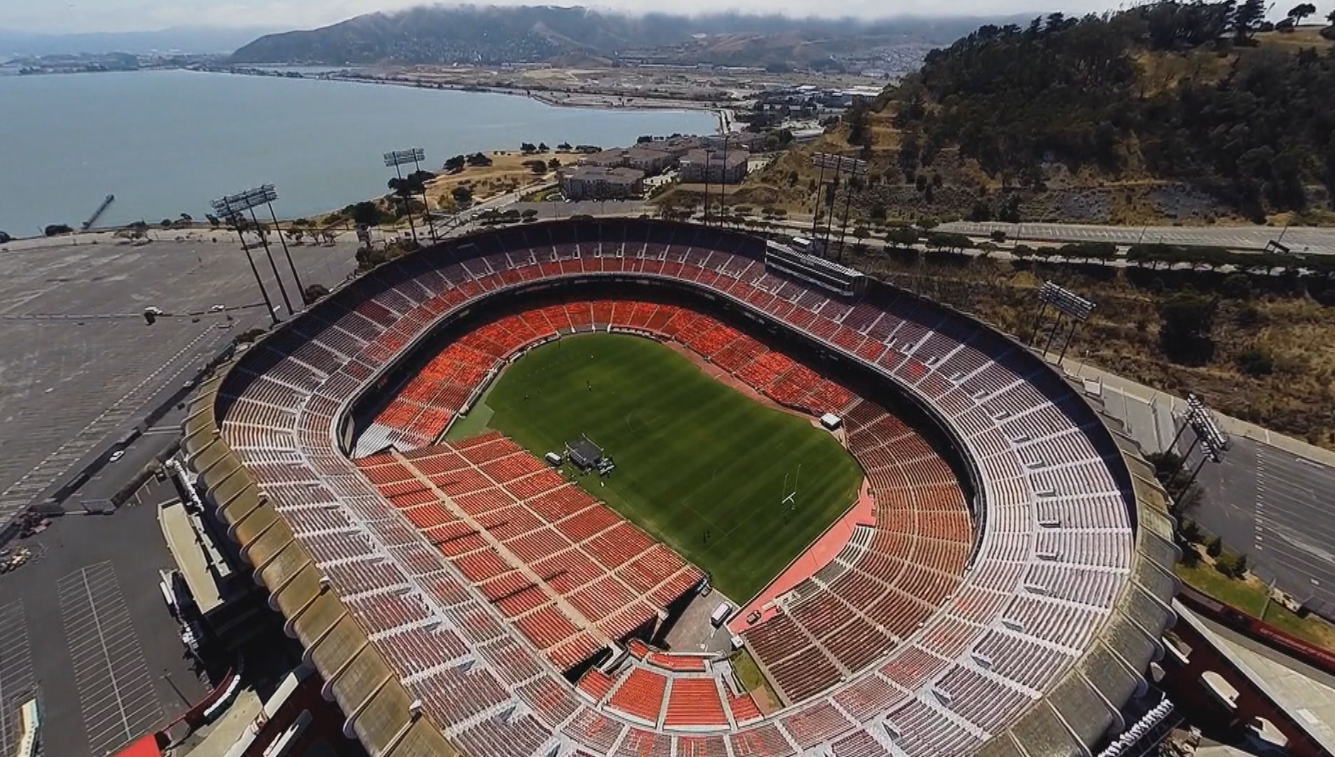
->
[940,221,1335,255]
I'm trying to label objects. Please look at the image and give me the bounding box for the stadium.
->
[184,219,1180,757]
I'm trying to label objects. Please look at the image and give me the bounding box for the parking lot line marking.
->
[0,599,35,757]
[59,562,163,757]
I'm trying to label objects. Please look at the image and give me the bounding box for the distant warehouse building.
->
[680,148,750,184]
[560,166,645,200]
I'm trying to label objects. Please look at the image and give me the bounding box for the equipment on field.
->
[566,435,606,472]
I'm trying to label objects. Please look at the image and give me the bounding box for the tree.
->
[525,159,548,174]
[206,214,221,228]
[1206,535,1223,557]
[452,186,474,206]
[1288,3,1317,23]
[990,230,1007,243]
[45,224,73,236]
[0,231,11,244]
[520,142,538,154]
[845,97,871,145]
[351,201,383,227]
[538,142,549,152]
[444,155,466,172]
[466,152,493,167]
[1234,0,1266,41]
[1233,553,1248,577]
[302,284,330,304]
[883,227,919,249]
[1158,292,1216,363]
[548,158,561,170]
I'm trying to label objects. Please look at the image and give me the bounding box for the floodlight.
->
[384,148,426,168]
[1038,281,1095,322]
[812,153,868,177]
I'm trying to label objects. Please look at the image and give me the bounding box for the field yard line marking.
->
[78,567,133,750]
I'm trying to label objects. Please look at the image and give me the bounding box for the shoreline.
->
[0,69,725,235]
[206,66,734,133]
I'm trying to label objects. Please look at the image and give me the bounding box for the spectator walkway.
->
[58,562,162,757]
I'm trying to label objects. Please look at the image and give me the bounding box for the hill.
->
[228,6,1016,67]
[738,3,1335,226]
[0,26,277,57]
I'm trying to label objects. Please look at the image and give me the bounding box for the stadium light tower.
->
[1028,281,1095,362]
[1165,394,1229,512]
[211,191,283,324]
[249,185,307,304]
[213,186,296,317]
[385,148,435,244]
[811,153,867,261]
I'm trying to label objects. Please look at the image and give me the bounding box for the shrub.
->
[302,284,330,304]
[1206,536,1222,557]
[1214,553,1237,576]
[1179,518,1202,543]
[1236,347,1274,376]
[1235,305,1264,328]
[1233,553,1248,578]
[1158,292,1217,364]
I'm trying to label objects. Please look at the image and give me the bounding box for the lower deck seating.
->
[356,437,702,671]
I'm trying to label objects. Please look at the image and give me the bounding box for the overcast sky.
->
[1,0,1139,35]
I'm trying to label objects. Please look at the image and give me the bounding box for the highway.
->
[939,220,1335,255]
[435,196,1335,256]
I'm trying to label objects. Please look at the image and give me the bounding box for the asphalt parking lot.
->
[1186,433,1335,619]
[0,235,360,533]
[0,487,210,757]
[59,561,164,757]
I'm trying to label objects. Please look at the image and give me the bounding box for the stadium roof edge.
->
[183,374,460,757]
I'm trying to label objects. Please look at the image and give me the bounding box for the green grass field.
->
[449,333,863,601]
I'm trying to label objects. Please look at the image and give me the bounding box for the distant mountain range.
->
[229,6,1022,67]
[0,26,278,57]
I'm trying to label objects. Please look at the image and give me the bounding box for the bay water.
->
[0,69,716,234]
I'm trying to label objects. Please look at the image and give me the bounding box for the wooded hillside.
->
[887,2,1335,221]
